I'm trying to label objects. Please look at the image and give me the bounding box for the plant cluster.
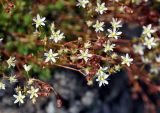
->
[0,0,160,112]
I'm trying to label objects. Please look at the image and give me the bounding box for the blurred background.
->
[0,0,160,113]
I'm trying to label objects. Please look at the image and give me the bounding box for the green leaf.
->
[24,14,32,26]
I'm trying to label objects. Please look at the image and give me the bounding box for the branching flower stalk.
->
[0,0,160,112]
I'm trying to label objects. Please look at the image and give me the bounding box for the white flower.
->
[50,30,65,43]
[50,22,55,32]
[78,49,92,62]
[110,18,122,30]
[96,66,108,76]
[150,65,160,75]
[103,40,115,52]
[141,56,151,63]
[133,44,145,55]
[44,49,58,63]
[13,91,25,104]
[83,67,90,75]
[84,41,91,49]
[33,14,46,28]
[114,65,121,72]
[93,20,104,32]
[108,28,122,39]
[23,64,32,72]
[86,20,93,27]
[27,78,34,85]
[95,2,108,14]
[0,38,3,42]
[76,0,89,8]
[0,82,5,90]
[118,6,125,13]
[121,53,133,66]
[155,55,160,63]
[9,75,17,83]
[142,24,155,37]
[143,37,157,49]
[96,74,109,87]
[6,57,16,68]
[27,86,39,99]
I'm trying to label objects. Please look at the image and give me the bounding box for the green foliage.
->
[31,63,51,81]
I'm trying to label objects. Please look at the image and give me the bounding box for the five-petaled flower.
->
[103,40,115,52]
[76,0,89,8]
[108,28,122,39]
[9,75,17,83]
[133,44,145,55]
[142,24,155,37]
[44,49,58,63]
[27,86,39,99]
[50,30,65,43]
[96,66,108,76]
[13,91,25,104]
[121,54,133,66]
[110,18,122,30]
[7,57,16,68]
[96,74,109,87]
[28,78,34,85]
[143,37,157,49]
[33,14,46,29]
[78,49,92,62]
[95,2,108,14]
[93,20,104,32]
